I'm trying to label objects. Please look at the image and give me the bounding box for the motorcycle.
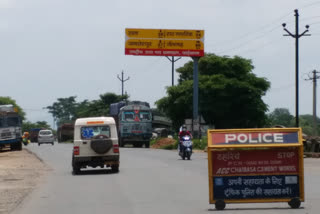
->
[179,135,192,160]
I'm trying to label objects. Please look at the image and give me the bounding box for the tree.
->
[46,96,78,126]
[268,108,294,127]
[75,93,128,118]
[22,121,51,132]
[0,96,26,121]
[156,53,270,130]
[46,93,128,126]
[299,114,320,136]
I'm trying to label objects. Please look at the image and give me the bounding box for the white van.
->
[72,117,119,174]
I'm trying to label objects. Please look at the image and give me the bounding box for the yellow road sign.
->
[125,39,204,50]
[126,28,204,40]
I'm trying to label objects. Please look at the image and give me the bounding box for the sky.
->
[1,0,320,128]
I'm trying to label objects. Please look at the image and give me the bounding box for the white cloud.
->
[0,0,15,8]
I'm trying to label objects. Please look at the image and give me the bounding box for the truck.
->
[110,101,152,148]
[0,105,22,151]
[29,128,42,142]
[57,123,74,142]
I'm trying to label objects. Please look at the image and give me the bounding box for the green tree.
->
[268,108,294,127]
[0,96,26,121]
[46,96,78,126]
[299,114,320,136]
[46,93,128,126]
[22,121,51,132]
[156,53,270,129]
[75,93,128,118]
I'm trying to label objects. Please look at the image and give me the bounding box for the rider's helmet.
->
[182,125,187,132]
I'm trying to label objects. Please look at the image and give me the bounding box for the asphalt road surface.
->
[13,143,320,214]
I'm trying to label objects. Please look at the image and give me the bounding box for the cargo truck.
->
[0,105,22,150]
[110,101,152,148]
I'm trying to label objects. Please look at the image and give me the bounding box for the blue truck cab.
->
[0,105,22,151]
[110,101,152,148]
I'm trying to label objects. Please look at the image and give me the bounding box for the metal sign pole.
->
[192,57,199,136]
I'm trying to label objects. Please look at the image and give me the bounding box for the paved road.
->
[13,143,320,214]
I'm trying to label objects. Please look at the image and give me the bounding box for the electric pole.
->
[166,56,181,86]
[117,71,130,96]
[305,70,320,136]
[282,9,311,127]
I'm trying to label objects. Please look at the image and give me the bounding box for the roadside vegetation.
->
[2,53,319,138]
[150,136,208,151]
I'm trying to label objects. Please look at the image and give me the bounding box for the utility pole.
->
[305,70,320,136]
[117,71,130,96]
[282,9,311,127]
[166,56,181,86]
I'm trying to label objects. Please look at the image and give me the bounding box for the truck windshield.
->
[0,117,4,128]
[139,111,151,121]
[122,111,135,122]
[6,117,20,127]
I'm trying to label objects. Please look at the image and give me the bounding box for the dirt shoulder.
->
[0,148,49,214]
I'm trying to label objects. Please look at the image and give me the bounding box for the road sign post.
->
[207,128,305,210]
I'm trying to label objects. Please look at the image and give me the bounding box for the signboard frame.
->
[125,28,204,57]
[207,128,304,210]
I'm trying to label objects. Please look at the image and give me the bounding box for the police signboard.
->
[207,128,304,210]
[125,28,204,57]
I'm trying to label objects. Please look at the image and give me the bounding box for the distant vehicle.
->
[110,101,152,148]
[72,117,120,174]
[38,129,54,146]
[29,128,42,142]
[57,123,74,142]
[0,105,22,151]
[179,135,193,160]
[22,132,31,146]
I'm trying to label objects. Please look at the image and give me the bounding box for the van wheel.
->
[72,157,81,175]
[17,142,22,151]
[119,138,124,147]
[111,165,119,173]
[145,141,150,148]
[72,166,81,175]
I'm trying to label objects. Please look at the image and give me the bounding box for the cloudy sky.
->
[1,0,320,128]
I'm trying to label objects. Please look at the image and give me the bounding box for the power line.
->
[231,37,283,56]
[207,2,320,54]
[207,11,292,49]
[299,1,320,9]
[216,25,281,55]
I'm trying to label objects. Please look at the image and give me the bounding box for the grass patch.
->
[192,136,207,150]
[152,136,208,150]
[160,140,178,150]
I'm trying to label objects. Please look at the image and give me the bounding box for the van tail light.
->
[74,146,79,155]
[113,144,119,153]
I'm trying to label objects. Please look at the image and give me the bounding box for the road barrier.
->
[207,128,304,210]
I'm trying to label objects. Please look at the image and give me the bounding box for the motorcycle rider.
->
[178,125,192,152]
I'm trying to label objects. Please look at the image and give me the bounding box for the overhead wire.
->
[208,1,320,56]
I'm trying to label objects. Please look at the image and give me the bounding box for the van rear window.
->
[81,126,110,139]
[39,130,52,135]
